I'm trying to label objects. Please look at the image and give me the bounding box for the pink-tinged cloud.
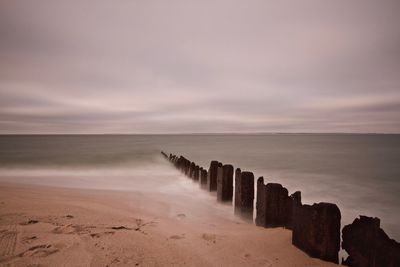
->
[1,0,400,133]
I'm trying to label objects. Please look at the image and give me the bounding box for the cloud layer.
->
[1,0,400,133]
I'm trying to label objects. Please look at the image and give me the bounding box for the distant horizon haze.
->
[0,132,400,135]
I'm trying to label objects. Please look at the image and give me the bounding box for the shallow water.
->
[0,134,399,240]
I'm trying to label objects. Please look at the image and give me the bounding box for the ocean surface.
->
[0,134,399,241]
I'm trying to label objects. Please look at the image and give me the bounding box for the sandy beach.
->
[0,181,338,267]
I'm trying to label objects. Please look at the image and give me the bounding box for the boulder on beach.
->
[342,216,400,267]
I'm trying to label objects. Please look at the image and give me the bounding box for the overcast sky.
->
[1,0,399,134]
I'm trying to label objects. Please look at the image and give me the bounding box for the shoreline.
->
[0,181,337,266]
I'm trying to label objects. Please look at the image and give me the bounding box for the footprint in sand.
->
[201,233,217,244]
[110,226,132,230]
[52,224,96,235]
[242,253,272,265]
[90,231,115,238]
[135,219,158,232]
[90,233,101,238]
[22,236,38,244]
[19,220,39,226]
[104,219,157,236]
[103,231,115,235]
[176,214,186,219]
[0,225,17,263]
[19,244,59,257]
[169,234,185,240]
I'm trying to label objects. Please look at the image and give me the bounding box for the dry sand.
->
[0,182,338,267]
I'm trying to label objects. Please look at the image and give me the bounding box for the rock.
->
[342,216,400,267]
[292,202,341,264]
[234,169,254,221]
[207,161,219,191]
[217,164,234,202]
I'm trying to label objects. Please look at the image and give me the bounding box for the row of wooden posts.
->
[161,152,400,267]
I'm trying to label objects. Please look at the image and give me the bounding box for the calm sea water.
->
[0,134,399,240]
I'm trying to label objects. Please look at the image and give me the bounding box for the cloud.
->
[0,0,400,133]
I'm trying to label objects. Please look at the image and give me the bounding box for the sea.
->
[0,134,399,241]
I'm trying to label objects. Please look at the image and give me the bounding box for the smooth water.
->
[0,134,399,240]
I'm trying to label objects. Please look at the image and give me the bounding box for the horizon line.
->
[0,132,399,135]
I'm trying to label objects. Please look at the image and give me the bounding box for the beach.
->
[1,134,399,266]
[0,182,337,267]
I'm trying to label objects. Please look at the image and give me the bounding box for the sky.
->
[0,0,400,134]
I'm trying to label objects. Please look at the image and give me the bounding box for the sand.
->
[0,182,338,267]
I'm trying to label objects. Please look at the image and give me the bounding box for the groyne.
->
[161,151,400,266]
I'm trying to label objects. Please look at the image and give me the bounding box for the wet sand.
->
[0,182,337,266]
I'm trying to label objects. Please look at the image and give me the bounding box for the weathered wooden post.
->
[207,161,219,191]
[256,177,266,227]
[193,165,200,181]
[217,164,234,202]
[265,183,291,227]
[287,191,301,229]
[199,168,208,188]
[180,157,185,172]
[292,202,341,264]
[170,154,176,164]
[187,162,195,178]
[234,168,242,208]
[234,169,254,221]
[188,162,192,177]
[256,178,293,228]
[184,159,190,175]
